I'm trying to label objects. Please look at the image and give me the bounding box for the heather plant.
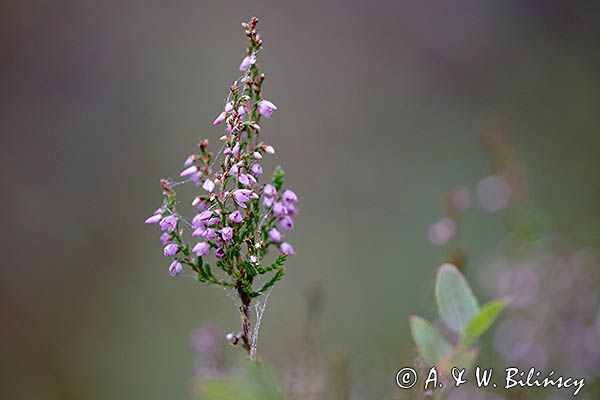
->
[145,17,298,360]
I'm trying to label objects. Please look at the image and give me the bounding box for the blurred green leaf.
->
[439,348,477,377]
[273,166,285,191]
[409,316,452,365]
[198,363,284,400]
[435,263,480,334]
[460,298,509,347]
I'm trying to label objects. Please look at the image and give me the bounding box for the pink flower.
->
[251,163,263,177]
[145,213,162,224]
[203,179,215,193]
[279,216,294,232]
[272,202,287,217]
[239,55,256,71]
[212,111,226,125]
[229,210,243,223]
[263,184,276,198]
[269,228,282,242]
[282,189,298,205]
[168,260,182,277]
[279,242,294,255]
[180,165,199,178]
[163,243,179,256]
[258,100,277,118]
[233,189,255,208]
[192,242,210,256]
[221,226,233,242]
[159,215,177,232]
[239,173,257,188]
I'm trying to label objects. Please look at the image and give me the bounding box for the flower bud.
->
[159,215,177,231]
[279,216,294,232]
[239,55,256,71]
[269,228,282,243]
[282,189,298,205]
[264,145,275,154]
[192,242,210,256]
[229,210,243,223]
[251,163,263,177]
[202,179,215,193]
[221,226,233,242]
[279,242,294,255]
[168,260,182,277]
[180,165,198,177]
[163,243,179,256]
[212,111,226,126]
[257,100,277,118]
[145,213,162,224]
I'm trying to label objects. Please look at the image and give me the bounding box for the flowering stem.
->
[237,284,253,354]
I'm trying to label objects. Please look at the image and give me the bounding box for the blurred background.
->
[1,1,600,399]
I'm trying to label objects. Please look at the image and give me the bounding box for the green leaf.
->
[409,316,453,365]
[439,348,477,376]
[460,298,509,347]
[435,263,480,335]
[272,166,285,191]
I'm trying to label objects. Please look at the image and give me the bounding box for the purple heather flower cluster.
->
[144,17,298,302]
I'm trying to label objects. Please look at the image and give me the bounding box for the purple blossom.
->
[221,226,233,242]
[263,184,276,198]
[145,213,162,224]
[272,202,287,217]
[279,216,294,232]
[258,100,277,119]
[280,242,294,255]
[160,233,172,245]
[232,143,240,157]
[192,197,208,211]
[251,163,263,177]
[253,151,262,159]
[233,189,255,208]
[237,106,246,116]
[168,260,183,277]
[184,155,195,167]
[224,102,234,112]
[202,228,218,240]
[264,145,275,154]
[282,189,298,205]
[191,227,205,238]
[159,215,178,232]
[192,242,210,256]
[239,54,256,71]
[285,203,298,216]
[212,111,226,126]
[269,228,282,243]
[263,196,274,207]
[206,217,221,226]
[203,179,215,193]
[229,210,243,223]
[215,247,225,259]
[164,243,179,256]
[180,165,199,177]
[239,173,257,187]
[193,210,212,228]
